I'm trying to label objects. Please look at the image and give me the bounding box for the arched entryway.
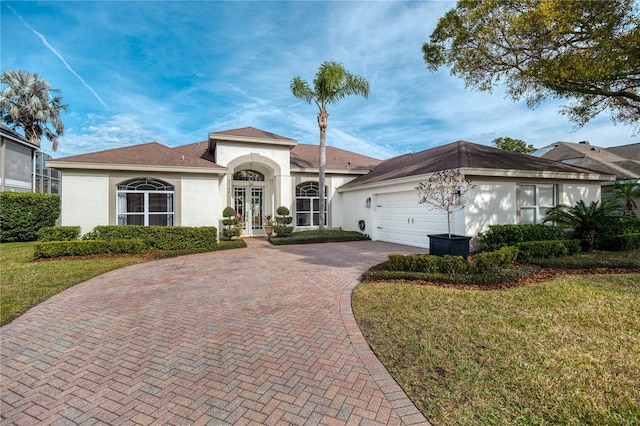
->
[232,169,267,236]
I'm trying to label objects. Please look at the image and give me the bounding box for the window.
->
[233,170,264,181]
[117,178,174,226]
[518,184,556,224]
[296,182,327,227]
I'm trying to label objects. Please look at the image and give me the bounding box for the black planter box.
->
[428,234,472,259]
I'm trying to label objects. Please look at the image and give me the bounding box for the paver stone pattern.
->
[1,239,429,425]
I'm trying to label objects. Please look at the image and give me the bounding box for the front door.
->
[233,187,264,236]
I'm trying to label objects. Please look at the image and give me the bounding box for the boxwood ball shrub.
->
[221,206,241,240]
[0,192,61,242]
[274,205,293,237]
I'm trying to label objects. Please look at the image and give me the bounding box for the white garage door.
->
[375,191,449,248]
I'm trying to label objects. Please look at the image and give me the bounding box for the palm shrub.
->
[274,206,293,237]
[613,179,640,214]
[543,200,620,251]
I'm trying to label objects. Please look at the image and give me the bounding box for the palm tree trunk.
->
[317,108,328,231]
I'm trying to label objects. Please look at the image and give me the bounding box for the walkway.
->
[1,238,429,425]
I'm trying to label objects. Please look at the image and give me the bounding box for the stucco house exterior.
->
[47,127,614,250]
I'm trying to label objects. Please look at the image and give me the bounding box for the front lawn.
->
[352,273,640,425]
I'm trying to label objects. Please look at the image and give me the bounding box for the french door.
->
[233,187,264,235]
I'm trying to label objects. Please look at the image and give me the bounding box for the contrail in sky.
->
[7,5,109,110]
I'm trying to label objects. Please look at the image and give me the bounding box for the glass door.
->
[233,187,264,235]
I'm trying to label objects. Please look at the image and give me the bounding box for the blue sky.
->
[2,1,637,160]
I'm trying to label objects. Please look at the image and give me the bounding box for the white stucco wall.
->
[60,172,109,235]
[561,182,602,206]
[465,181,517,246]
[180,176,220,227]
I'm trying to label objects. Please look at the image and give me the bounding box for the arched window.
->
[233,170,265,181]
[117,178,174,226]
[296,182,327,227]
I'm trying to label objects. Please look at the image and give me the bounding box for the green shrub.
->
[516,239,581,262]
[33,239,145,259]
[611,233,640,251]
[595,216,640,250]
[221,206,242,240]
[383,253,469,274]
[0,192,60,242]
[84,226,217,250]
[470,246,519,274]
[362,265,541,286]
[478,224,564,251]
[37,226,81,242]
[269,230,369,245]
[274,206,293,237]
[530,249,640,269]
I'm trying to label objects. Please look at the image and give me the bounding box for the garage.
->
[374,191,449,249]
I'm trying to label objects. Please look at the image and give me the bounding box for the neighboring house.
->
[0,125,61,193]
[533,140,640,208]
[47,127,614,250]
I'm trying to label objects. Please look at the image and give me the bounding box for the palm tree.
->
[0,70,67,151]
[613,180,640,214]
[543,199,620,251]
[291,61,369,230]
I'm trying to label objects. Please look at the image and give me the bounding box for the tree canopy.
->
[423,0,640,132]
[0,70,67,151]
[491,137,536,154]
[291,61,369,230]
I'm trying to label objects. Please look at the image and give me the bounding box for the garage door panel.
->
[375,192,449,248]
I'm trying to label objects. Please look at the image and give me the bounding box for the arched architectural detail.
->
[295,181,327,227]
[116,177,174,226]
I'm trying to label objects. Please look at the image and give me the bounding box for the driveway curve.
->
[1,238,428,426]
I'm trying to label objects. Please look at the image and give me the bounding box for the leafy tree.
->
[491,137,535,154]
[543,199,620,251]
[0,69,67,151]
[291,61,369,230]
[423,0,640,132]
[613,179,640,213]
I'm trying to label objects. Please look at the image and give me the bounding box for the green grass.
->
[0,242,149,325]
[353,274,640,425]
[0,240,247,325]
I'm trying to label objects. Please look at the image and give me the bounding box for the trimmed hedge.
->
[515,239,581,262]
[37,226,81,242]
[385,253,469,274]
[0,192,60,242]
[478,224,564,251]
[33,239,145,259]
[83,225,217,250]
[610,233,640,251]
[470,246,519,274]
[362,265,541,286]
[269,230,369,245]
[595,216,640,250]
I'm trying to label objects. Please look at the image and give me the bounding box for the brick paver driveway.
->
[1,239,429,425]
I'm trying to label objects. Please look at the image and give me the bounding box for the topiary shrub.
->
[274,206,293,237]
[221,206,242,240]
[37,226,81,242]
[478,224,564,251]
[0,192,61,242]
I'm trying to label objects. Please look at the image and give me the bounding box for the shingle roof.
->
[536,141,640,180]
[51,142,224,169]
[341,141,604,188]
[290,144,381,171]
[210,127,296,142]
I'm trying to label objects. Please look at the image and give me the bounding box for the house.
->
[47,127,614,250]
[0,125,61,193]
[533,140,640,210]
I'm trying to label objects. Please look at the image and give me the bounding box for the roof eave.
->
[291,167,371,175]
[209,133,298,147]
[46,160,228,175]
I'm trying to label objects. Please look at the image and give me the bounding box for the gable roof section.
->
[535,141,640,180]
[290,144,381,172]
[47,142,225,173]
[341,141,609,189]
[210,126,296,142]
